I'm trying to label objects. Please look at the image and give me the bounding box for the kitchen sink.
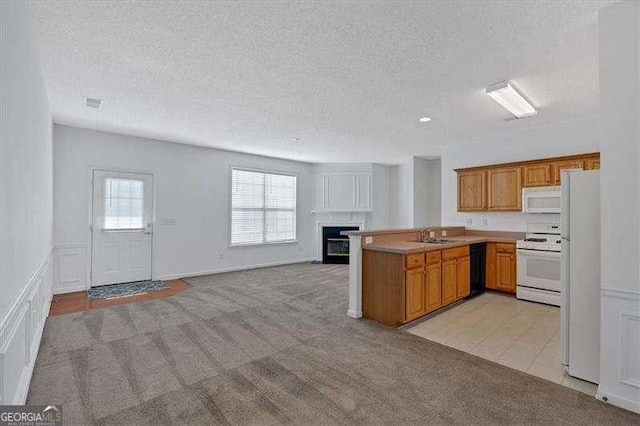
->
[419,238,459,244]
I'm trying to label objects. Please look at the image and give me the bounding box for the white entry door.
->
[91,170,154,286]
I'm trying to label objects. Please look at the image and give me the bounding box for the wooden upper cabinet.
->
[587,158,600,170]
[553,160,585,185]
[405,268,426,322]
[522,163,552,187]
[458,170,486,211]
[487,167,522,211]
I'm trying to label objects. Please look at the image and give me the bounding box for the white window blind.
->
[103,178,145,230]
[231,168,297,246]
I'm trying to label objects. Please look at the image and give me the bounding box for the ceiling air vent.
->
[84,97,102,109]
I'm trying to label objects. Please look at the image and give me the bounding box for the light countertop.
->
[363,234,522,254]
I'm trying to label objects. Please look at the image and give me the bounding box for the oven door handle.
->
[516,248,561,258]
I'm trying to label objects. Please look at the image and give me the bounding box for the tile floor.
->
[405,292,598,396]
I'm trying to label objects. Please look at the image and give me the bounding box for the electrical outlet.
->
[442,230,448,237]
[365,236,373,244]
[482,218,488,227]
[466,218,473,226]
[429,231,435,238]
[219,252,224,259]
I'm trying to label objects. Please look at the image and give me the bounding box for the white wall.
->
[370,164,391,229]
[388,157,441,229]
[53,125,315,289]
[597,0,640,413]
[388,159,414,228]
[413,158,441,227]
[0,1,54,404]
[440,118,600,231]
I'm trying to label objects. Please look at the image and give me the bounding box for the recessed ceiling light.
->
[419,117,431,122]
[84,97,102,109]
[485,81,536,118]
[291,137,300,142]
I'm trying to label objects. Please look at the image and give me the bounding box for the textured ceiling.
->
[32,1,613,163]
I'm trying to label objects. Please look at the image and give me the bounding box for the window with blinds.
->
[231,168,297,246]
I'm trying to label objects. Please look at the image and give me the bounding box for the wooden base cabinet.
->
[486,242,516,294]
[442,259,457,305]
[496,252,516,292]
[425,262,442,312]
[456,256,470,299]
[485,242,497,290]
[405,267,426,322]
[362,246,469,328]
[442,245,470,304]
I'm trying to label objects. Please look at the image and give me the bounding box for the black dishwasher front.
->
[469,243,486,298]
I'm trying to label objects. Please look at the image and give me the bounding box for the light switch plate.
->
[365,236,373,244]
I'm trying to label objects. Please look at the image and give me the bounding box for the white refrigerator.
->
[560,169,600,384]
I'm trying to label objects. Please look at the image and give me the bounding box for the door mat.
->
[87,280,169,300]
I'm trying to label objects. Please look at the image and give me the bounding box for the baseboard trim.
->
[596,389,640,414]
[347,309,362,318]
[156,258,315,281]
[53,282,86,295]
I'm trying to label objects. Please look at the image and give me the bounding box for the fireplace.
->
[322,226,359,264]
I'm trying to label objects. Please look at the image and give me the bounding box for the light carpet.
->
[28,263,639,424]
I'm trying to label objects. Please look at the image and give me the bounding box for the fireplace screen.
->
[322,226,359,264]
[327,238,350,257]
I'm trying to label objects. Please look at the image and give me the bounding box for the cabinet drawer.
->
[496,243,515,254]
[405,253,425,269]
[426,250,441,265]
[442,245,469,260]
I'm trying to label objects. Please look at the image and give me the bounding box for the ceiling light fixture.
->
[419,117,431,122]
[485,81,536,118]
[84,97,102,109]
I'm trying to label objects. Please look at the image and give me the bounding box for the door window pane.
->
[104,178,145,230]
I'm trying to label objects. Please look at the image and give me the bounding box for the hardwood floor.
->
[49,279,191,316]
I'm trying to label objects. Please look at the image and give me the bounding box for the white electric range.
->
[516,223,562,306]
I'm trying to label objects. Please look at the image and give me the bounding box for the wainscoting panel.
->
[597,288,640,413]
[0,251,52,404]
[53,243,87,293]
[312,167,373,212]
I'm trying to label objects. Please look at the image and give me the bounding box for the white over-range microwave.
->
[522,186,561,214]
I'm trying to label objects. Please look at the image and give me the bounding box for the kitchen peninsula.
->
[343,227,525,327]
